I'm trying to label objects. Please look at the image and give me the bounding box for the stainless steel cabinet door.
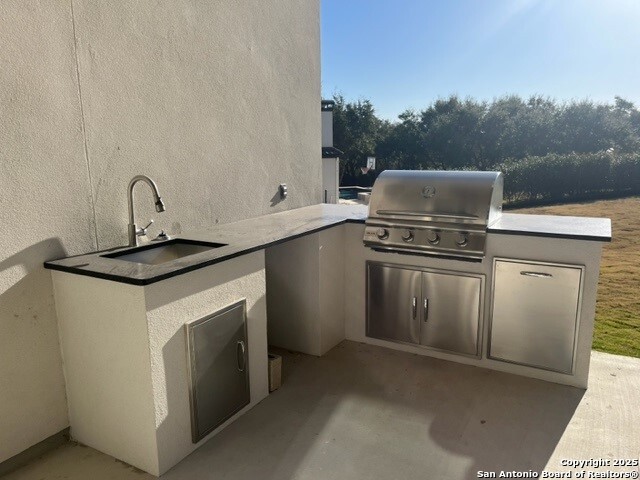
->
[185,300,250,443]
[489,260,582,373]
[367,263,421,344]
[420,272,481,355]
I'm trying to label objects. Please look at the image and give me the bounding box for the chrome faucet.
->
[127,175,166,246]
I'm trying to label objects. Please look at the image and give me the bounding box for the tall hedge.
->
[502,152,640,203]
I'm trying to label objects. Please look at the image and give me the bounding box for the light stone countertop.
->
[44,203,611,286]
[489,213,611,242]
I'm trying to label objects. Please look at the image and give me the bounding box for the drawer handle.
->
[237,340,246,372]
[520,271,553,278]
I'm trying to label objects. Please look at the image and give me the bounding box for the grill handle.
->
[375,210,480,221]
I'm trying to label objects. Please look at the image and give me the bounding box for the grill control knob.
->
[376,228,389,240]
[456,233,469,247]
[426,230,440,245]
[401,229,414,242]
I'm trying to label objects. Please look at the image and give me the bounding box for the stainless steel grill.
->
[363,170,504,259]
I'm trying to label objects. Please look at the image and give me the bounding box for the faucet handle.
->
[152,230,171,242]
[137,219,154,236]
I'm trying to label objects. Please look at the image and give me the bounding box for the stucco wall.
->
[72,0,322,248]
[0,0,320,462]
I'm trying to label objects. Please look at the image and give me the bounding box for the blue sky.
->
[321,0,640,120]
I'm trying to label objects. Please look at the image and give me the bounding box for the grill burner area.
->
[363,170,504,259]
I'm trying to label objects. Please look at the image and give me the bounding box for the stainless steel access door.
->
[185,299,250,443]
[420,272,482,356]
[489,260,583,374]
[367,263,421,344]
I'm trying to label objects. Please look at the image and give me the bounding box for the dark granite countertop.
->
[44,205,611,286]
[44,204,369,286]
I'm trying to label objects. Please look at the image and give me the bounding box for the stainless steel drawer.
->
[489,259,583,374]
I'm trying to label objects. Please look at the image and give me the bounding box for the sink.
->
[103,239,227,265]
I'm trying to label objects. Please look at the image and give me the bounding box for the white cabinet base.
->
[52,251,268,476]
[266,228,345,356]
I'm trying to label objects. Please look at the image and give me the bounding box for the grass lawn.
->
[514,197,640,358]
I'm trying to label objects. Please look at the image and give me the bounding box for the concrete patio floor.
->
[5,341,640,480]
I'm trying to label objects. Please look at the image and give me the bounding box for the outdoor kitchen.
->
[4,149,634,480]
[270,170,610,388]
[3,2,638,479]
[37,169,611,476]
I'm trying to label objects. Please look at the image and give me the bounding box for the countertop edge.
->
[487,213,612,242]
[45,217,367,286]
[43,207,611,286]
[486,227,612,242]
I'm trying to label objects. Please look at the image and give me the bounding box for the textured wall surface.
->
[265,229,345,357]
[0,2,96,462]
[51,272,157,474]
[73,0,322,248]
[266,234,321,354]
[321,110,333,147]
[0,0,320,462]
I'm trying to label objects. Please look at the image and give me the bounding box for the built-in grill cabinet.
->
[366,262,483,356]
[489,259,583,374]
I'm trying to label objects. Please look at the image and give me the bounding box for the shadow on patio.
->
[8,340,640,480]
[162,341,583,480]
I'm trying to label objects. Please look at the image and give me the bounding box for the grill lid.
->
[364,170,504,259]
[367,170,503,228]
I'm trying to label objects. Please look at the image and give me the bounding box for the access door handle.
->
[520,271,553,278]
[412,297,417,319]
[237,340,247,372]
[424,299,429,322]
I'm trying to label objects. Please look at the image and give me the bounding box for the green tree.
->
[376,110,427,170]
[331,93,640,185]
[420,96,487,169]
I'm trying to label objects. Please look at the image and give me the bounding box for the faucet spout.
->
[127,175,166,246]
[155,197,166,213]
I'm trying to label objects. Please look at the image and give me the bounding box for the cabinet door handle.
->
[411,297,417,319]
[237,340,246,372]
[520,271,553,278]
[424,298,429,322]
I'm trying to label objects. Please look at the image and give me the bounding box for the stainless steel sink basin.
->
[103,239,227,265]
